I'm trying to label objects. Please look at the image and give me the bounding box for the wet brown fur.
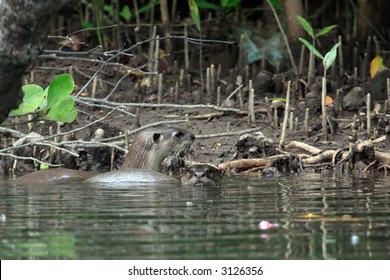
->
[18,127,194,184]
[181,164,224,186]
[121,127,194,171]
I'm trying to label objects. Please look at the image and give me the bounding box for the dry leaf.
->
[59,35,83,51]
[325,95,333,106]
[370,56,383,78]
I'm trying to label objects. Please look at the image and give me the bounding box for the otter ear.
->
[153,132,161,143]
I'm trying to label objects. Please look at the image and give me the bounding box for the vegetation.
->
[1,0,389,173]
[10,74,77,123]
[298,36,341,139]
[296,16,337,86]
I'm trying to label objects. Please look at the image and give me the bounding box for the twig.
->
[0,107,125,156]
[0,127,27,138]
[104,71,132,100]
[77,96,242,113]
[279,81,291,148]
[75,98,136,118]
[367,93,371,136]
[195,127,262,139]
[0,152,62,167]
[58,140,127,153]
[321,76,327,140]
[224,84,243,104]
[46,107,126,142]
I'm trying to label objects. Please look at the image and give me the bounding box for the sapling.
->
[296,16,337,87]
[298,38,341,140]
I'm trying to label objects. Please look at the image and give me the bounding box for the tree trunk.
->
[283,0,304,41]
[0,0,73,123]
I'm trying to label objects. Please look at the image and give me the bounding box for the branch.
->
[76,97,242,113]
[0,152,62,167]
[195,127,262,139]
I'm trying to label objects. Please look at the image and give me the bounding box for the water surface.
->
[1,172,389,259]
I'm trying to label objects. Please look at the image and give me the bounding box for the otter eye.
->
[173,131,184,138]
[153,133,162,143]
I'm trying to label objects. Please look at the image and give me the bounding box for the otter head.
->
[121,127,195,171]
[181,164,224,186]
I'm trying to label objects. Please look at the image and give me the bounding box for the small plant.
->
[298,39,341,78]
[297,16,337,85]
[298,36,341,140]
[9,74,78,123]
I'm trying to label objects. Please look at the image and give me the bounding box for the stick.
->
[279,81,291,148]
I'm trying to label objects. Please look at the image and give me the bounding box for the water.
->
[1,172,390,259]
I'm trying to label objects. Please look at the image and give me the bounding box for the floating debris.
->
[258,220,280,230]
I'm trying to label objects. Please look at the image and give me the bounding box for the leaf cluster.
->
[296,16,340,71]
[296,16,337,39]
[9,74,78,123]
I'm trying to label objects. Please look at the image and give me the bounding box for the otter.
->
[18,168,95,184]
[18,127,194,185]
[120,127,194,171]
[181,164,224,186]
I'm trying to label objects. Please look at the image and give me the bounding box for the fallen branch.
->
[285,141,322,154]
[218,158,269,170]
[301,150,340,165]
[375,150,390,165]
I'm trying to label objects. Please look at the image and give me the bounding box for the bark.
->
[0,0,73,123]
[283,0,304,41]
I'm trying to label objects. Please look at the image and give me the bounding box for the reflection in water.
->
[0,172,389,259]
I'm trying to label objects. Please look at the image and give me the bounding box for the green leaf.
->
[296,16,314,38]
[47,74,74,107]
[221,0,241,8]
[299,38,323,60]
[40,87,49,109]
[138,0,160,14]
[268,97,287,102]
[46,96,77,123]
[81,22,94,29]
[120,5,132,22]
[9,85,45,115]
[196,0,220,10]
[188,0,201,31]
[39,163,49,170]
[269,0,283,11]
[60,107,78,123]
[323,42,341,70]
[103,5,112,15]
[315,24,337,37]
[230,0,242,8]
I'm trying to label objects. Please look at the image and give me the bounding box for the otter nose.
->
[194,171,205,178]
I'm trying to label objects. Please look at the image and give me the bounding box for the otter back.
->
[85,169,179,184]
